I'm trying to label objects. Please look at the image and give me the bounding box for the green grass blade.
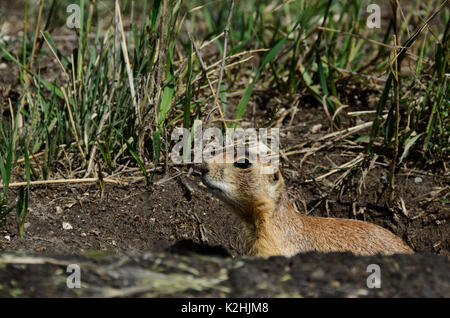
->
[232,36,288,128]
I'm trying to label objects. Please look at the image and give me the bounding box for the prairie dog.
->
[201,151,413,257]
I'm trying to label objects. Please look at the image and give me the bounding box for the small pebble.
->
[414,177,423,184]
[62,222,73,230]
[310,123,322,134]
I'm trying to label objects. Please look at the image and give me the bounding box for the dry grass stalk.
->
[213,0,235,121]
[2,178,127,189]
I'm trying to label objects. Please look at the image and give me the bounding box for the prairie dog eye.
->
[234,158,252,169]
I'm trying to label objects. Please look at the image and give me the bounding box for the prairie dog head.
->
[201,151,284,220]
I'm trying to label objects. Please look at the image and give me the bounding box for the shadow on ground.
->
[0,246,448,297]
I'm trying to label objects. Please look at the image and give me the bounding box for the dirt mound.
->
[1,168,448,257]
[0,250,448,297]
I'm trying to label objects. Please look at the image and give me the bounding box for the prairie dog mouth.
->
[202,174,229,194]
[202,175,238,208]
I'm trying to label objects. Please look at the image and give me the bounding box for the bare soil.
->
[0,93,448,257]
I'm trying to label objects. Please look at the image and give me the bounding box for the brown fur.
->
[201,154,413,257]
